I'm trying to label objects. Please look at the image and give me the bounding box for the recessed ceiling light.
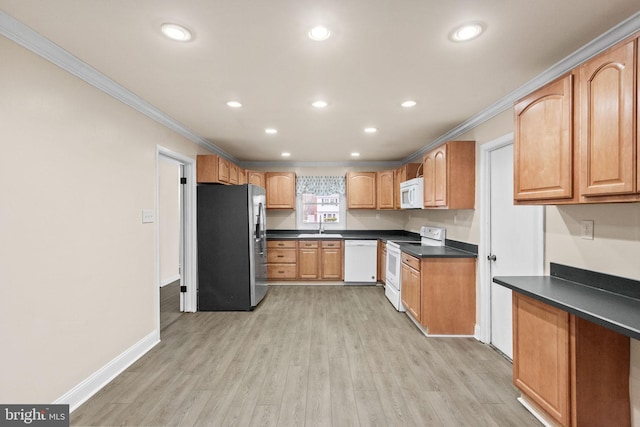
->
[308,26,331,41]
[401,100,417,108]
[312,100,328,108]
[265,128,278,134]
[160,23,193,42]
[364,127,378,134]
[351,152,360,157]
[449,23,485,42]
[281,152,291,157]
[226,101,242,108]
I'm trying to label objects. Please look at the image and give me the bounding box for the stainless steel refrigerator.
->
[197,184,267,310]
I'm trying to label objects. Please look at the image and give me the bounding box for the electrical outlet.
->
[580,220,594,240]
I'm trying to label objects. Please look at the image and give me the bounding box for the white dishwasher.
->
[344,240,378,283]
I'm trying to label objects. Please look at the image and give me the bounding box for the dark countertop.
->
[266,230,477,259]
[493,263,640,340]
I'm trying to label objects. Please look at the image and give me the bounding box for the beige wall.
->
[0,37,211,403]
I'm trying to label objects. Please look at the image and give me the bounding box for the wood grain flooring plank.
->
[70,285,539,427]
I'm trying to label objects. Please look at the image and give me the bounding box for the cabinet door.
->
[298,244,319,279]
[247,170,266,188]
[346,172,376,209]
[196,155,220,183]
[514,74,574,202]
[401,263,420,321]
[513,293,570,426]
[217,157,230,183]
[579,39,636,197]
[321,241,343,280]
[433,147,447,207]
[376,170,395,209]
[229,163,239,184]
[266,172,296,209]
[423,153,435,207]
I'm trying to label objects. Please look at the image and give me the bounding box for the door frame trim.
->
[478,133,544,344]
[156,146,198,331]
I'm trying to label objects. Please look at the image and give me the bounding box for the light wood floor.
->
[71,285,540,426]
[160,280,182,332]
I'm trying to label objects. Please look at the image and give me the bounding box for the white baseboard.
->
[517,395,560,427]
[160,274,181,287]
[474,324,482,341]
[54,331,160,412]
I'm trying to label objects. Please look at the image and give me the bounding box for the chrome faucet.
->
[318,216,324,234]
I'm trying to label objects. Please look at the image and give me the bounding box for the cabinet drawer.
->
[321,240,342,248]
[298,240,319,248]
[267,240,297,249]
[267,249,297,263]
[401,253,420,271]
[267,264,297,279]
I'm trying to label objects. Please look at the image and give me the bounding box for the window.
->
[296,176,346,230]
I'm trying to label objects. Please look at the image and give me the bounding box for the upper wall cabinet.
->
[246,170,266,188]
[376,170,395,209]
[346,172,376,209]
[197,155,231,184]
[266,172,296,209]
[422,141,475,209]
[514,74,575,203]
[579,38,637,199]
[514,34,640,205]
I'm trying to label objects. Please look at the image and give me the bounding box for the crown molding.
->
[403,10,640,163]
[0,10,238,163]
[239,160,402,169]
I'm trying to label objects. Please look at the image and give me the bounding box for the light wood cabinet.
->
[266,172,296,209]
[298,241,320,279]
[229,163,239,185]
[321,240,343,280]
[267,240,297,279]
[395,163,421,209]
[420,258,476,335]
[514,74,575,202]
[513,34,640,205]
[579,38,637,198]
[400,253,421,321]
[346,172,376,209]
[513,293,630,427]
[422,141,475,209]
[376,170,395,209]
[246,170,266,188]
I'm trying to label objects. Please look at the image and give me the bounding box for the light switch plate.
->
[580,220,594,240]
[142,209,154,223]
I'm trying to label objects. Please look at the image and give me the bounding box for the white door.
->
[487,141,543,359]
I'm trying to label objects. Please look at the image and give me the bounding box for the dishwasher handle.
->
[345,240,378,247]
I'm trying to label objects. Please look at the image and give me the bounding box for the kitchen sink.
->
[297,233,343,238]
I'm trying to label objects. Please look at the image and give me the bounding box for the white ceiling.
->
[1,1,639,164]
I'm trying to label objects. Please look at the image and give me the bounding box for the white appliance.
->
[400,178,424,209]
[344,240,378,283]
[384,226,446,311]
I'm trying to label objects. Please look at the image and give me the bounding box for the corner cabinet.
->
[346,172,376,209]
[422,141,476,209]
[513,293,630,427]
[265,172,296,209]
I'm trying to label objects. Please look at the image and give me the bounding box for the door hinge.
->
[180,285,187,293]
[180,177,187,185]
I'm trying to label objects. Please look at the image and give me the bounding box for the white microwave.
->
[400,177,424,209]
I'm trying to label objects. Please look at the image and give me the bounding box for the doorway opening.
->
[156,146,197,338]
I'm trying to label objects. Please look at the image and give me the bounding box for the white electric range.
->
[385,226,446,311]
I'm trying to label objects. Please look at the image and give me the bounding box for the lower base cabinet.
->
[513,293,630,427]
[267,239,343,281]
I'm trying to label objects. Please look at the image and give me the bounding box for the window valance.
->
[296,176,346,196]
